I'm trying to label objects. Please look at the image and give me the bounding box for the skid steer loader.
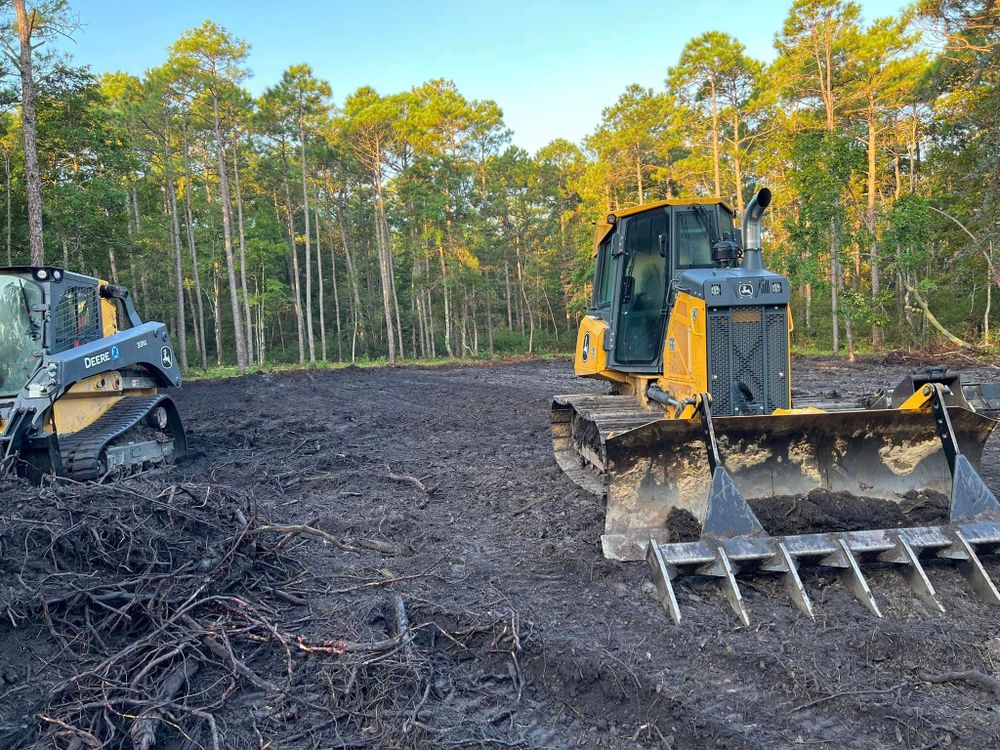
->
[0,266,185,482]
[552,190,1000,624]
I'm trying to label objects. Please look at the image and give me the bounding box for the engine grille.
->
[707,306,789,416]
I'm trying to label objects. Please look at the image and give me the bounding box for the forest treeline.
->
[0,0,997,371]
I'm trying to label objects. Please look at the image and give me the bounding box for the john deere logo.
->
[738,283,754,298]
[161,346,173,369]
[581,332,590,362]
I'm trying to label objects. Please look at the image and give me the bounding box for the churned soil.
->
[1,354,999,749]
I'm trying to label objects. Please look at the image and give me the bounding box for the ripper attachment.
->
[646,385,1000,625]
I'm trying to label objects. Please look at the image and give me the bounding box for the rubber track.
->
[59,395,168,481]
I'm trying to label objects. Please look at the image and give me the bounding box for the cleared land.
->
[1,355,999,749]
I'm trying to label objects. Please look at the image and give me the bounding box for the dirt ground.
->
[2,354,1000,749]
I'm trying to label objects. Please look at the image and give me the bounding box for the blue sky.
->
[64,0,911,153]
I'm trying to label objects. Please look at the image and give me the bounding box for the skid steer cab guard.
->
[0,267,185,481]
[552,188,1000,624]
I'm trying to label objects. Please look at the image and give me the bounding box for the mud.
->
[751,488,950,536]
[1,354,999,749]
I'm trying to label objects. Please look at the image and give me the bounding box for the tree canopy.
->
[0,0,996,370]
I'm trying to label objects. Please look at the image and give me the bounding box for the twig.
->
[330,569,434,595]
[35,716,101,748]
[791,683,906,712]
[249,523,368,554]
[405,678,432,733]
[385,464,429,493]
[130,658,202,750]
[193,622,281,692]
[510,496,553,518]
[394,594,415,664]
[293,632,406,654]
[923,670,1000,700]
[354,537,404,555]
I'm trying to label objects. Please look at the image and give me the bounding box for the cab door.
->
[610,209,670,371]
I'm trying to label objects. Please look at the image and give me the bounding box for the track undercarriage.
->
[58,395,186,481]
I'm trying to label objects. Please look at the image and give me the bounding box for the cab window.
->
[0,275,43,397]
[53,285,102,353]
[594,234,616,307]
[675,208,715,269]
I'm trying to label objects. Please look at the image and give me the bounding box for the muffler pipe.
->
[741,188,771,271]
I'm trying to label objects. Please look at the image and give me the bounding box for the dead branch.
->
[923,670,1000,700]
[791,683,906,712]
[394,594,415,664]
[130,659,202,750]
[385,463,429,493]
[193,624,281,692]
[250,523,367,553]
[510,496,553,518]
[904,281,976,350]
[34,716,100,749]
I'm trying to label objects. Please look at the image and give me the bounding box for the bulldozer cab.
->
[593,200,734,373]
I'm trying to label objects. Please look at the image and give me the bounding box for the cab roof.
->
[593,197,734,252]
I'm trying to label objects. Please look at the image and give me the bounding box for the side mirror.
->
[621,276,635,304]
[658,233,668,257]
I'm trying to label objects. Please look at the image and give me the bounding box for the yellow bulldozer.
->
[552,189,1000,624]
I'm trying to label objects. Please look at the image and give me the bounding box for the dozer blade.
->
[601,406,996,561]
[636,384,1000,625]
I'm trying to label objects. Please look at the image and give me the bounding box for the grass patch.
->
[185,352,573,381]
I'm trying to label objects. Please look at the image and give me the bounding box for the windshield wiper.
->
[18,280,40,337]
[692,204,719,244]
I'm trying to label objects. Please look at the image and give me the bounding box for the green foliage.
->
[0,0,994,372]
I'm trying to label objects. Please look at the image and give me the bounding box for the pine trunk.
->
[14,0,43,264]
[4,152,11,265]
[166,174,189,373]
[300,123,316,362]
[830,221,840,354]
[211,96,247,373]
[710,78,720,198]
[281,153,306,363]
[232,140,255,365]
[438,242,453,356]
[182,125,208,369]
[324,214,343,362]
[373,178,397,362]
[866,112,883,349]
[314,207,327,361]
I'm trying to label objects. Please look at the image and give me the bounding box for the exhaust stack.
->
[741,188,771,271]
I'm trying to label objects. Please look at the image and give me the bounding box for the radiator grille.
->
[708,312,732,415]
[53,285,101,353]
[732,317,765,408]
[707,306,789,416]
[765,310,790,411]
